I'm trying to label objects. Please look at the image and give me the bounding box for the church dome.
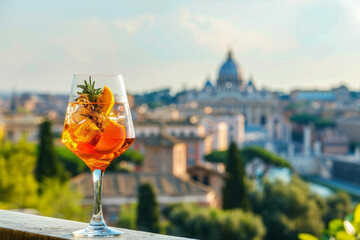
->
[217,50,243,90]
[219,51,240,77]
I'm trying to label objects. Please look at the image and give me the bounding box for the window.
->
[191,174,199,181]
[189,145,194,154]
[260,115,267,125]
[188,158,195,166]
[203,175,209,185]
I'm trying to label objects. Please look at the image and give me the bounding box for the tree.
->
[205,146,292,180]
[241,146,292,180]
[117,203,137,230]
[322,191,352,227]
[222,142,249,210]
[0,137,38,209]
[163,203,266,240]
[55,145,87,177]
[37,178,88,221]
[136,183,160,233]
[35,120,66,183]
[107,149,144,171]
[204,150,227,163]
[250,176,325,240]
[0,137,86,220]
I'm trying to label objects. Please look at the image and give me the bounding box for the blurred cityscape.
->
[2,49,360,239]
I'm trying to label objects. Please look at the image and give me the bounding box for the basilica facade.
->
[177,50,279,129]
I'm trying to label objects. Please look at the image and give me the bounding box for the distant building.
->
[177,50,278,129]
[290,85,351,103]
[337,116,360,143]
[200,120,228,151]
[3,115,43,142]
[2,114,64,142]
[322,135,348,155]
[188,165,224,207]
[291,90,336,102]
[133,133,188,178]
[71,172,217,226]
[134,119,213,166]
[202,113,245,146]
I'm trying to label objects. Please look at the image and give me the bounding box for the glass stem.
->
[89,169,106,229]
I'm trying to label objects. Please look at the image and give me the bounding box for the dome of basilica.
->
[216,50,243,90]
[219,50,242,78]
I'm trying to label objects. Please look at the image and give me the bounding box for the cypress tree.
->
[35,120,65,183]
[136,183,160,233]
[222,141,249,210]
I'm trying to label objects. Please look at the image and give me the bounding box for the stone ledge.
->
[0,210,195,240]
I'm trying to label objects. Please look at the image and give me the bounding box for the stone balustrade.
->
[0,210,195,240]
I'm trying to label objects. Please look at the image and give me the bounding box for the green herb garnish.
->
[76,76,102,102]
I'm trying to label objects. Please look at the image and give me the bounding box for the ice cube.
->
[96,112,110,130]
[71,111,87,125]
[74,119,101,143]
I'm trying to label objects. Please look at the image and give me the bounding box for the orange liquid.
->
[62,102,135,172]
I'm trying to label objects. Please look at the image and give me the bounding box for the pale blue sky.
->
[1,0,360,94]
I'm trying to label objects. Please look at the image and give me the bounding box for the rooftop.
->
[72,172,213,199]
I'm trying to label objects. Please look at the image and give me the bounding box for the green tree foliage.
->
[163,203,265,240]
[222,142,249,210]
[204,150,227,163]
[117,203,137,230]
[290,113,334,129]
[204,146,292,179]
[242,146,292,180]
[136,183,160,233]
[107,149,144,171]
[37,178,88,221]
[322,192,352,227]
[0,137,86,221]
[116,149,144,166]
[35,120,67,183]
[55,145,88,177]
[290,113,318,125]
[250,176,325,240]
[298,203,360,240]
[241,146,292,169]
[0,138,38,209]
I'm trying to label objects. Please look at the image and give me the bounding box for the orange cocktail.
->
[62,81,134,171]
[62,74,135,237]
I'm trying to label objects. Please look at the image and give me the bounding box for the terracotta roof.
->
[71,172,212,198]
[187,165,225,178]
[135,133,184,146]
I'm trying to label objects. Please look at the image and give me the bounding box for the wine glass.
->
[62,74,135,237]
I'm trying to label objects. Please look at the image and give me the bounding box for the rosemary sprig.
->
[76,76,102,102]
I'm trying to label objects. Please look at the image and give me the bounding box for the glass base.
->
[72,225,124,238]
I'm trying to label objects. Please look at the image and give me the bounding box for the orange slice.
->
[98,86,114,116]
[94,121,126,154]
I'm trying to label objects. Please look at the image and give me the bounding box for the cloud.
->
[336,0,360,22]
[115,14,155,35]
[52,17,120,63]
[179,10,296,54]
[0,42,32,70]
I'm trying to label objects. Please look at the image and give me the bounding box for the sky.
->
[1,0,360,94]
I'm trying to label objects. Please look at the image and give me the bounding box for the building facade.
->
[177,50,279,130]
